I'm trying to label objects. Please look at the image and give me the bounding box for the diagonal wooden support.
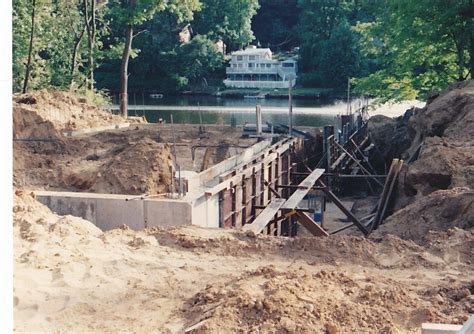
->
[317,180,368,236]
[370,159,404,232]
[242,198,286,234]
[333,140,384,187]
[293,211,329,236]
[264,176,328,237]
[281,168,325,210]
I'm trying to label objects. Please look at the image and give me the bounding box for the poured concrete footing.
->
[36,191,195,231]
[421,323,463,334]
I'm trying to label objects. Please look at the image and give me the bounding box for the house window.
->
[236,55,243,61]
[248,63,255,68]
[232,64,237,68]
[238,63,243,68]
[260,64,266,68]
[266,64,271,68]
[249,55,256,61]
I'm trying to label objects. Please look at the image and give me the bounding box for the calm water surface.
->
[114,95,351,127]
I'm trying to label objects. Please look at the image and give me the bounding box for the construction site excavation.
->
[13,84,474,333]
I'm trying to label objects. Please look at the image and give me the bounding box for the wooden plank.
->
[242,198,286,234]
[369,159,398,232]
[333,140,384,187]
[281,168,325,209]
[330,152,347,170]
[204,152,278,196]
[372,159,403,231]
[293,212,329,237]
[218,139,294,180]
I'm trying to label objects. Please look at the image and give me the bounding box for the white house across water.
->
[224,46,297,89]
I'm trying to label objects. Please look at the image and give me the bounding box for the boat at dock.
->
[244,93,266,99]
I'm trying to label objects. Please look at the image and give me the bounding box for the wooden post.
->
[256,105,262,135]
[241,175,247,227]
[288,75,294,136]
[231,182,236,227]
[250,167,257,223]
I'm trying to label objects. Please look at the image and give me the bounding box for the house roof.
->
[231,48,272,57]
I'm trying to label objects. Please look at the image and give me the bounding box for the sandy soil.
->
[12,87,474,333]
[13,90,257,194]
[13,191,473,333]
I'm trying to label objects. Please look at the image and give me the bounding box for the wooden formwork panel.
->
[244,174,253,225]
[215,138,305,235]
[221,187,233,228]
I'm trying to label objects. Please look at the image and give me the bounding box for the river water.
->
[111,95,356,127]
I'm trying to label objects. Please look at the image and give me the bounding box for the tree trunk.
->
[120,24,133,118]
[22,0,36,94]
[83,0,96,91]
[90,0,96,90]
[454,38,466,81]
[70,25,86,89]
[470,35,474,79]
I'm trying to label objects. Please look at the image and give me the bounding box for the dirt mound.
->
[181,265,471,333]
[60,138,174,195]
[372,188,474,244]
[368,80,474,242]
[401,137,474,198]
[91,138,174,194]
[398,81,473,197]
[368,110,415,170]
[13,106,62,140]
[369,80,473,198]
[13,89,143,136]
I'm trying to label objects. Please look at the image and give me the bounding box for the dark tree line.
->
[13,0,473,103]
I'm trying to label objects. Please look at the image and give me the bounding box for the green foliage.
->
[300,20,363,88]
[176,35,224,82]
[354,0,473,101]
[12,0,472,98]
[192,0,259,49]
[12,0,108,92]
[79,88,112,108]
[296,0,366,88]
[251,0,300,51]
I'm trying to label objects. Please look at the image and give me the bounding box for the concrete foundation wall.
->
[144,199,192,229]
[191,194,220,228]
[36,191,192,231]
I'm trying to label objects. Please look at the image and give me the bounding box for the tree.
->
[110,0,200,116]
[317,21,362,88]
[176,35,224,85]
[13,0,107,92]
[192,0,259,50]
[22,0,36,93]
[296,0,365,88]
[251,0,300,51]
[83,0,97,90]
[355,0,473,101]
